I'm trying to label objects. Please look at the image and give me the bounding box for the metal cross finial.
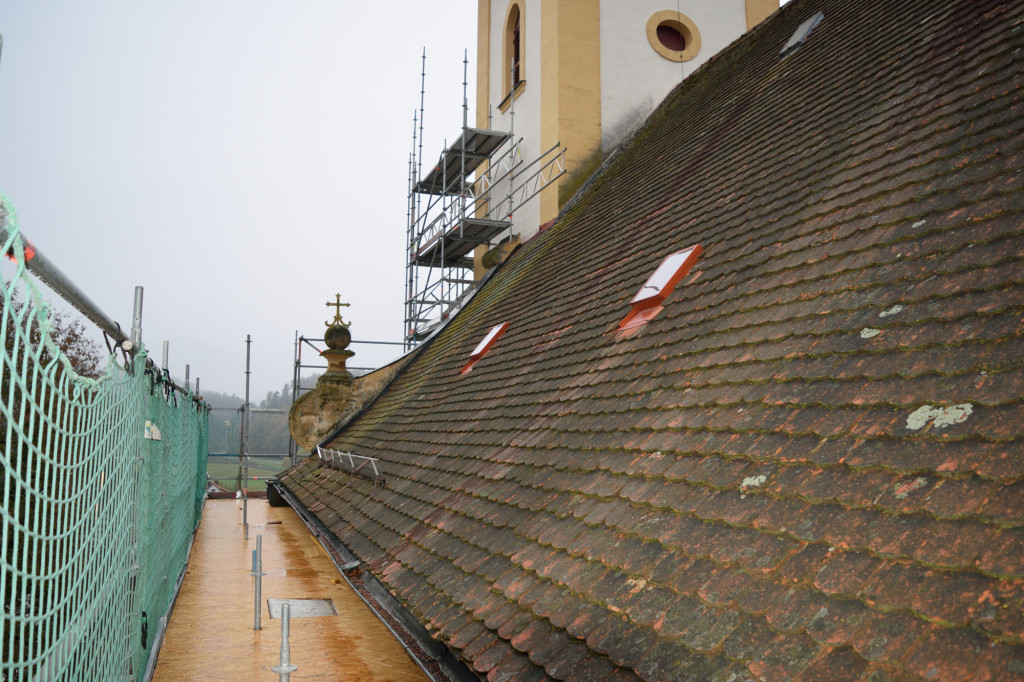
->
[325,293,351,328]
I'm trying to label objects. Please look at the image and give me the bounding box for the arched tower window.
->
[513,11,521,85]
[503,1,525,98]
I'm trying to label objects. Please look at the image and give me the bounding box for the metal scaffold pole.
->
[272,603,298,679]
[242,334,251,539]
[406,119,417,350]
[131,285,143,349]
[252,534,265,631]
[290,331,299,466]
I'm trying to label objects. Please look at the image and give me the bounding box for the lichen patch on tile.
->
[894,476,928,499]
[905,404,973,430]
[626,577,647,593]
[741,475,767,489]
[879,305,904,317]
[860,328,881,338]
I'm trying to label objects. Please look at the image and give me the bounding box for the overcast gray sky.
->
[0,0,477,400]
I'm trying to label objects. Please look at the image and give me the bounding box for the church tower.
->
[404,1,776,345]
[476,0,777,241]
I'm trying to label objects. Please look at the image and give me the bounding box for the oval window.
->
[656,23,686,52]
[646,11,701,62]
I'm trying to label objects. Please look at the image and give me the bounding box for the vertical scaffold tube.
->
[272,603,298,680]
[131,286,144,349]
[242,334,252,537]
[252,534,264,631]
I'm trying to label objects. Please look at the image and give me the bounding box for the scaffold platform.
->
[152,499,430,681]
[404,53,564,348]
[413,128,511,195]
[410,217,511,266]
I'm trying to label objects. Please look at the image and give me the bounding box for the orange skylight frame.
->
[618,244,702,333]
[461,322,510,374]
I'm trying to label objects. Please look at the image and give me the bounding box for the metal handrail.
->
[1,203,129,347]
[1,201,199,400]
[316,446,383,481]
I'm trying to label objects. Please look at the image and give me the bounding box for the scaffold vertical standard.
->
[404,51,567,348]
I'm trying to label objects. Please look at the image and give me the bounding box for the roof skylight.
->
[780,12,823,57]
[618,244,702,333]
[461,322,510,373]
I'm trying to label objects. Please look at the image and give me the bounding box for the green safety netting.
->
[0,193,208,681]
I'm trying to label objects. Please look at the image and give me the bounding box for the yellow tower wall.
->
[540,0,602,225]
[746,0,778,30]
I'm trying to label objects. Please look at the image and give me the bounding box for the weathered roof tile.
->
[527,627,576,669]
[447,617,487,653]
[486,649,540,682]
[813,550,884,596]
[902,626,998,681]
[797,644,870,682]
[563,601,611,642]
[471,637,515,675]
[462,627,501,663]
[543,638,593,680]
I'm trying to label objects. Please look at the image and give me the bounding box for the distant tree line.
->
[200,373,321,455]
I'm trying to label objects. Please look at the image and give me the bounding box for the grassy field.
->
[206,455,293,492]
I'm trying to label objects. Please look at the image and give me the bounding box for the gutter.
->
[268,480,477,682]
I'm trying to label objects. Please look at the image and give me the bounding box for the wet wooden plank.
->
[153,499,429,681]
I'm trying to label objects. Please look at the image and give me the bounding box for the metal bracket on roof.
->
[781,12,824,57]
[317,446,386,487]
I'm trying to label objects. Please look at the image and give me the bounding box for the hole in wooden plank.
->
[267,598,338,618]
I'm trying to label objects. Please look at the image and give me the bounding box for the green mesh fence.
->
[206,455,290,493]
[206,407,293,493]
[0,194,209,681]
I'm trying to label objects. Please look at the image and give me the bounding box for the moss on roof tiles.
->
[281,0,1024,679]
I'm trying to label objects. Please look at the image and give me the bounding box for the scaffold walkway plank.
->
[414,127,511,195]
[151,499,429,682]
[411,217,510,267]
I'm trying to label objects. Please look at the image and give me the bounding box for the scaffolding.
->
[404,50,567,348]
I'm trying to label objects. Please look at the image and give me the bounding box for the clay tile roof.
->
[281,0,1024,679]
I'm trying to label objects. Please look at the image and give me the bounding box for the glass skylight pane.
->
[780,12,823,56]
[471,323,508,357]
[631,245,700,306]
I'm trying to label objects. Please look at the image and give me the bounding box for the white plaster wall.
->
[479,0,751,239]
[484,0,543,241]
[485,0,548,240]
[599,0,748,150]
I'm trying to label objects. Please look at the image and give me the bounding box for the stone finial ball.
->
[324,324,351,350]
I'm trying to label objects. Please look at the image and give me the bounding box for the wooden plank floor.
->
[153,498,429,681]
